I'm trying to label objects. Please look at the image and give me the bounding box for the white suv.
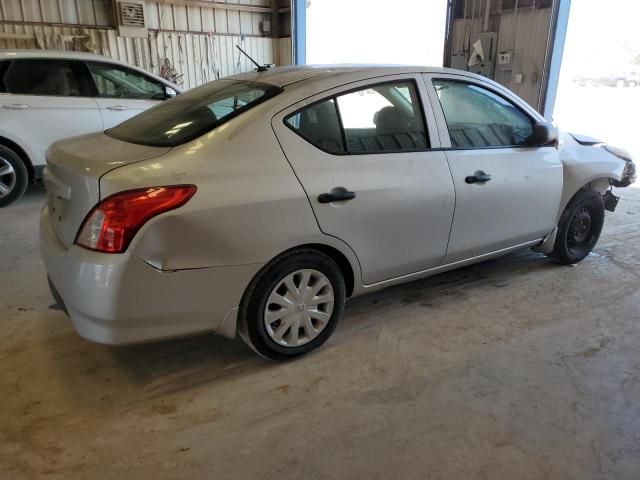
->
[0,50,181,207]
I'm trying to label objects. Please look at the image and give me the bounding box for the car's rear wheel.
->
[239,249,346,361]
[549,189,605,264]
[0,145,28,208]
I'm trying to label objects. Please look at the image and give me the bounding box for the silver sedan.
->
[40,66,636,360]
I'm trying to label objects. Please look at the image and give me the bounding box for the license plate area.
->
[48,193,69,224]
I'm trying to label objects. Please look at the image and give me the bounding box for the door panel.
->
[424,74,563,262]
[442,147,562,262]
[0,95,103,166]
[273,76,456,285]
[94,98,162,129]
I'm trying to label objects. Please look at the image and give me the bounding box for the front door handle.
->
[318,190,356,203]
[465,171,492,184]
[2,103,29,110]
[107,105,128,111]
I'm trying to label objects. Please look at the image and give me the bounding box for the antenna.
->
[236,45,270,72]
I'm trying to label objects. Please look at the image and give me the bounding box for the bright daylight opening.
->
[306,0,448,66]
[554,0,640,187]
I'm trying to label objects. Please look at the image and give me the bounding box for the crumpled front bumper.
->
[612,160,636,188]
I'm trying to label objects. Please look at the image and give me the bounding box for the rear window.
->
[107,80,282,147]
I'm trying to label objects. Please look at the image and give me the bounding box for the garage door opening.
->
[306,0,448,66]
[553,0,640,177]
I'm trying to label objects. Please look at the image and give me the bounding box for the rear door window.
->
[285,80,429,154]
[107,80,282,147]
[2,59,90,97]
[337,81,428,152]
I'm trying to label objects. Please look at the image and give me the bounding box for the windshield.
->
[107,80,282,147]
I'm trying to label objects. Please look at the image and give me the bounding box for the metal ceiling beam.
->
[155,0,271,14]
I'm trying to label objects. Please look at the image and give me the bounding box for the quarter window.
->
[286,80,428,154]
[88,62,165,100]
[285,99,346,154]
[433,80,533,148]
[3,59,87,97]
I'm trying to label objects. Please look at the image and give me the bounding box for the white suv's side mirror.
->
[164,86,178,99]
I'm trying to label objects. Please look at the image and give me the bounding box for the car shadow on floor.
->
[36,245,568,413]
[93,248,563,390]
[343,247,563,318]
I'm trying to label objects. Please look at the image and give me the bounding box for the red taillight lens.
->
[75,185,197,254]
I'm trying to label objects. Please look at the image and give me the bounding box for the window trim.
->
[1,58,95,98]
[283,78,432,156]
[431,77,545,151]
[85,60,168,100]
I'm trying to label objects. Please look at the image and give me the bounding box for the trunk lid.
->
[43,132,171,248]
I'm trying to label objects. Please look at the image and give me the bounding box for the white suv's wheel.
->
[0,145,28,208]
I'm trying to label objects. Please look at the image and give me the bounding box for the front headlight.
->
[603,144,633,162]
[605,145,637,187]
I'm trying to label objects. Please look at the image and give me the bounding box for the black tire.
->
[0,145,29,208]
[550,189,605,264]
[239,249,346,361]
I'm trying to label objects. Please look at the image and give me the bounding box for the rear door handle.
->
[318,190,356,203]
[2,103,29,110]
[465,172,492,184]
[107,105,128,111]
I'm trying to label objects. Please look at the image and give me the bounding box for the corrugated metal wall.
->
[450,7,552,109]
[0,0,293,89]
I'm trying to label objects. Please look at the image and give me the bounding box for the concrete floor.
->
[1,185,640,480]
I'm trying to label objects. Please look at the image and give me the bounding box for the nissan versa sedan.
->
[40,65,636,360]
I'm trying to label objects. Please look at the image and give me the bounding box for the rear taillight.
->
[75,185,197,254]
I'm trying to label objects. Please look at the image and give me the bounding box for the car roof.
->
[226,64,480,87]
[0,49,182,91]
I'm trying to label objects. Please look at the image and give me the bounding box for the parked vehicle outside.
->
[40,66,636,360]
[0,50,181,207]
[573,69,640,88]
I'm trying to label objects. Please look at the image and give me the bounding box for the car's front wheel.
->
[550,189,605,264]
[239,249,346,361]
[0,145,28,208]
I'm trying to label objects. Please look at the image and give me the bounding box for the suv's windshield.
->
[107,80,282,147]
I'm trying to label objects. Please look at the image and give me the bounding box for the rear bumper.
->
[39,207,262,345]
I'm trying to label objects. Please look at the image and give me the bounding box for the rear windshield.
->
[107,80,282,147]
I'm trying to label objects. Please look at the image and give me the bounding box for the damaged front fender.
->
[556,132,635,219]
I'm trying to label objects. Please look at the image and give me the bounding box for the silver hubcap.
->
[264,269,334,347]
[0,157,16,198]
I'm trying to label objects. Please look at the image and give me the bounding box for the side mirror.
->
[527,121,558,146]
[164,86,178,99]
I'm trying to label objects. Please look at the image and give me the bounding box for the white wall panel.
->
[0,0,293,87]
